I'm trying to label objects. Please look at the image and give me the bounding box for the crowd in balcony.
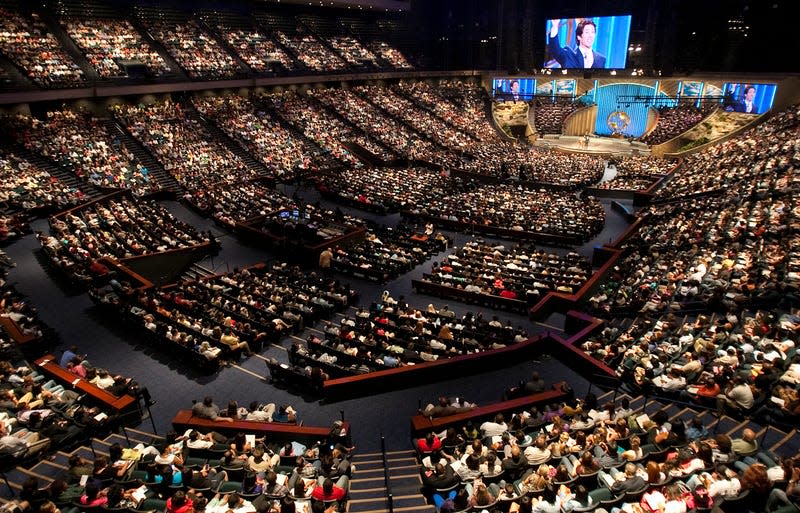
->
[275,31,346,72]
[9,109,160,196]
[0,9,85,87]
[370,40,413,69]
[146,20,241,79]
[217,27,295,72]
[642,105,706,146]
[328,36,378,67]
[62,19,170,78]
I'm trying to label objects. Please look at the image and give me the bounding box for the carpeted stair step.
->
[760,426,789,451]
[29,460,69,481]
[771,429,798,456]
[713,416,739,435]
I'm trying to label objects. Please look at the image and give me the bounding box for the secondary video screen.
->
[544,15,632,69]
[492,78,536,101]
[722,83,777,115]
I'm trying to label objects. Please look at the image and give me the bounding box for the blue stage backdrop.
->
[584,83,672,137]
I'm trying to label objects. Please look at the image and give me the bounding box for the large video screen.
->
[492,78,536,101]
[544,15,632,69]
[722,83,777,115]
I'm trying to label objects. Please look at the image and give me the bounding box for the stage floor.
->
[534,134,651,156]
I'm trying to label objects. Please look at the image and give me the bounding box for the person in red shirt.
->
[416,432,442,454]
[311,478,346,502]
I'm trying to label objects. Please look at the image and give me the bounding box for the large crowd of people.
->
[0,148,86,213]
[588,105,799,315]
[422,240,592,303]
[263,92,367,167]
[275,31,346,72]
[113,100,257,190]
[532,98,582,135]
[329,221,450,282]
[0,8,85,87]
[192,95,337,178]
[291,292,527,374]
[315,166,473,213]
[144,19,242,79]
[407,185,606,242]
[595,156,677,191]
[328,36,379,67]
[9,109,161,196]
[217,26,296,72]
[185,182,294,229]
[642,105,707,146]
[37,196,211,286]
[62,18,170,78]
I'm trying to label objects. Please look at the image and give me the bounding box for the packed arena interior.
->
[0,1,799,513]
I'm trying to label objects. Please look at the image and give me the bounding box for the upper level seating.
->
[596,156,676,191]
[216,26,295,72]
[263,92,365,167]
[407,185,606,243]
[113,100,256,190]
[0,148,86,213]
[136,8,242,79]
[10,109,161,196]
[61,18,170,78]
[533,98,581,135]
[0,7,85,87]
[423,240,593,302]
[369,40,413,69]
[316,166,474,214]
[328,36,379,67]
[37,195,210,284]
[186,181,294,229]
[336,16,414,69]
[193,95,337,177]
[274,30,346,72]
[642,105,706,145]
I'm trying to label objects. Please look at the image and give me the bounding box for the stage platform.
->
[535,134,651,156]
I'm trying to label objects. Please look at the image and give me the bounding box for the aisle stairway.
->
[348,449,433,513]
[594,389,799,457]
[101,118,182,194]
[0,427,162,498]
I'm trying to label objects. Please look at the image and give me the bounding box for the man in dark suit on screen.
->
[734,85,757,113]
[548,18,606,69]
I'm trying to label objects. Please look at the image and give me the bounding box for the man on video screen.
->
[548,18,606,69]
[734,85,757,113]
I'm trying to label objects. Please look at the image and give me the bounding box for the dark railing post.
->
[381,435,394,513]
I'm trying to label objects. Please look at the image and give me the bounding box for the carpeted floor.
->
[3,189,634,452]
